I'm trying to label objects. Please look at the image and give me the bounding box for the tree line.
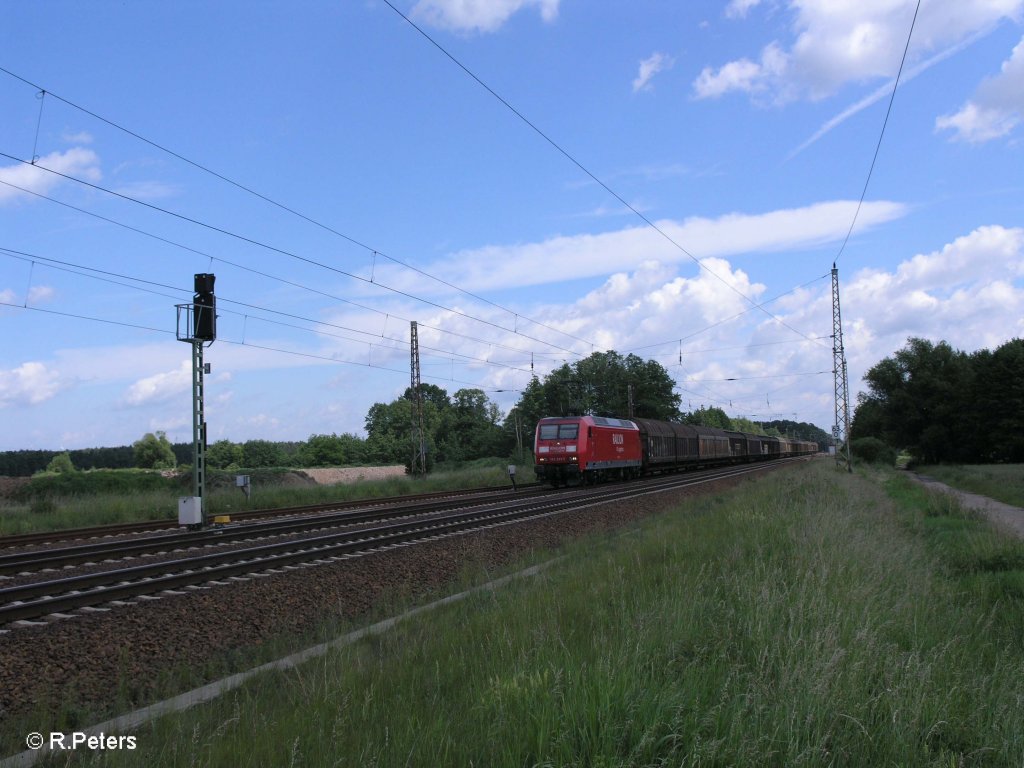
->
[852,337,1024,464]
[2,350,833,476]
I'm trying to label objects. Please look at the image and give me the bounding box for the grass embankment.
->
[0,459,530,536]
[915,463,1024,509]
[47,461,1024,767]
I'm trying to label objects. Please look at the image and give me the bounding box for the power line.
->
[665,335,831,357]
[0,246,533,374]
[0,150,589,358]
[833,0,921,265]
[625,272,831,356]
[683,370,831,383]
[0,64,597,352]
[382,0,822,346]
[0,177,582,361]
[0,300,174,336]
[0,300,519,393]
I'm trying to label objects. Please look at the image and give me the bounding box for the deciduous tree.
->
[133,431,177,470]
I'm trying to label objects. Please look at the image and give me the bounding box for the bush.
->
[14,470,180,501]
[45,452,76,474]
[133,431,177,469]
[851,437,897,466]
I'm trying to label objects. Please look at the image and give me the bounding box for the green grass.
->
[34,461,1024,767]
[0,462,532,536]
[885,471,1024,641]
[914,464,1024,509]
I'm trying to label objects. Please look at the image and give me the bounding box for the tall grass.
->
[0,463,531,536]
[53,462,1024,767]
[914,463,1024,509]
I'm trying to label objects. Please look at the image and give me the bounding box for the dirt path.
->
[911,473,1024,539]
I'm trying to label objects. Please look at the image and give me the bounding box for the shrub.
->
[133,432,177,469]
[45,452,76,474]
[851,437,897,466]
[14,470,179,501]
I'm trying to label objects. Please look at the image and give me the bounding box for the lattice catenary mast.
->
[409,321,427,476]
[831,264,853,472]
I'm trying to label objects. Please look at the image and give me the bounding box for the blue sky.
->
[1,0,1023,451]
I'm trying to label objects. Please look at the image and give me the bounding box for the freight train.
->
[533,415,818,487]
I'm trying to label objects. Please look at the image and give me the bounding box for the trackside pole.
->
[176,273,217,527]
[831,265,853,473]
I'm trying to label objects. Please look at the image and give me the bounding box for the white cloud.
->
[61,131,94,145]
[791,29,986,157]
[694,1,1024,102]
[842,225,1024,342]
[0,147,101,204]
[0,285,54,306]
[123,360,192,406]
[373,199,906,295]
[0,362,66,407]
[726,0,763,20]
[936,36,1024,142]
[411,0,559,33]
[436,223,1024,432]
[694,53,773,98]
[633,52,674,93]
[245,413,281,430]
[769,225,1024,421]
[149,415,190,434]
[27,285,54,304]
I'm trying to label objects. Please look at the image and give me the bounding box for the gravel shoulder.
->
[910,472,1024,539]
[0,473,751,728]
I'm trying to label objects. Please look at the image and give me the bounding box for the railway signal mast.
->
[831,264,853,472]
[176,274,217,526]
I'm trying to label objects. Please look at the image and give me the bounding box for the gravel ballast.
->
[0,474,748,726]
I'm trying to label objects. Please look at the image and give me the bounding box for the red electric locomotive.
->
[534,415,642,487]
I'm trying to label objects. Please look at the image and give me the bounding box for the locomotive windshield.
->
[539,423,579,440]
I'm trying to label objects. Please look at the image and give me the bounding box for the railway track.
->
[0,485,551,577]
[0,481,542,550]
[0,460,800,629]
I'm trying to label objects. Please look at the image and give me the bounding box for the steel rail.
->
[0,481,539,550]
[0,486,550,576]
[0,460,801,625]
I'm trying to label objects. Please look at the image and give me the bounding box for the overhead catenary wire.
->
[0,175,584,361]
[833,0,921,265]
[381,0,823,347]
[0,64,597,353]
[0,246,534,375]
[683,370,831,383]
[0,151,589,359]
[0,180,569,364]
[625,272,831,356]
[1,56,835,373]
[0,39,843,429]
[0,299,521,393]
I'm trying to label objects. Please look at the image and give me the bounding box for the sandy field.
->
[301,466,407,485]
